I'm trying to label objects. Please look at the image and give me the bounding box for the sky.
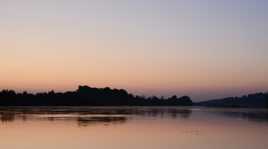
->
[0,0,267,101]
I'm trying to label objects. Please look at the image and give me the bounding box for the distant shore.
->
[0,85,267,108]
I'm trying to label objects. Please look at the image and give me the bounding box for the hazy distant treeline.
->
[0,86,193,106]
[198,93,268,108]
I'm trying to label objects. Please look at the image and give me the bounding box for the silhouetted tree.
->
[198,92,268,108]
[265,93,268,108]
[0,86,193,106]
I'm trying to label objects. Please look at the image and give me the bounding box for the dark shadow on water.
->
[0,112,15,122]
[2,107,267,126]
[203,108,268,123]
[77,116,127,127]
[0,107,193,126]
[220,111,268,123]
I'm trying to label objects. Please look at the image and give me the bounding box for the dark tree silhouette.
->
[0,85,193,106]
[198,92,268,108]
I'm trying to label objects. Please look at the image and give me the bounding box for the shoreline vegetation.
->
[198,92,268,108]
[0,85,192,106]
[0,85,267,108]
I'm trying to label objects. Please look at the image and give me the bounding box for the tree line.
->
[0,85,193,106]
[198,92,268,108]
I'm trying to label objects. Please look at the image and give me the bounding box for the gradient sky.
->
[0,0,267,101]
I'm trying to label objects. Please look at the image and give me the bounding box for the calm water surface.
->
[0,107,267,149]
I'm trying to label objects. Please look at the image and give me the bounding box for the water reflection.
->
[77,116,127,127]
[1,107,268,126]
[0,107,268,149]
[0,112,15,122]
[0,107,193,126]
[208,109,268,123]
[0,112,129,126]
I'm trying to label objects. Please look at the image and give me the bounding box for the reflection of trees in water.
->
[77,116,127,127]
[0,107,193,126]
[171,109,192,119]
[47,117,55,121]
[219,111,268,123]
[0,112,15,122]
[136,108,192,119]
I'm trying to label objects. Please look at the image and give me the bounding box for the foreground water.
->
[0,107,267,149]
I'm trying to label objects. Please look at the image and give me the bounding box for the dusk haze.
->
[1,0,267,100]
